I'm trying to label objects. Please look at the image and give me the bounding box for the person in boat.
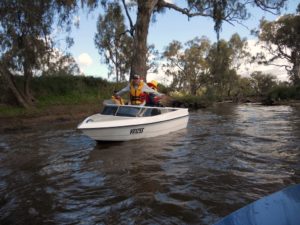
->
[111,90,124,105]
[114,74,163,105]
[145,80,162,106]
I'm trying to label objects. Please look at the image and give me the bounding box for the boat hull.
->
[214,184,300,225]
[79,115,188,141]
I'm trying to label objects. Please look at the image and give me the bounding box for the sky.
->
[60,0,299,83]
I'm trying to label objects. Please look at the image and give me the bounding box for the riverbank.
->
[1,100,300,132]
[0,103,101,132]
[269,99,300,107]
[0,95,209,131]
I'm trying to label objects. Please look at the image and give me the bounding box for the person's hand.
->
[158,95,172,107]
[153,95,161,103]
[114,94,120,99]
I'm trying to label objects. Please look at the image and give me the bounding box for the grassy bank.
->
[0,75,125,118]
[0,75,214,119]
[0,75,124,130]
[1,75,299,121]
[265,85,300,105]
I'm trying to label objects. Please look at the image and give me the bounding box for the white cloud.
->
[76,53,93,75]
[77,53,93,66]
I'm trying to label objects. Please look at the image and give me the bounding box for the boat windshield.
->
[116,106,141,117]
[140,108,161,117]
[101,105,118,115]
[101,105,174,117]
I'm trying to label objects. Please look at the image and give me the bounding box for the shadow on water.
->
[1,103,300,224]
[96,140,125,150]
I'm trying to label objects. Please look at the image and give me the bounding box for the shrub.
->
[268,85,300,101]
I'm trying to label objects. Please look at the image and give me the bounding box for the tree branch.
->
[121,0,135,37]
[254,0,285,14]
[158,1,211,18]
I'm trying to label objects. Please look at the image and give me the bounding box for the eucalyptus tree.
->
[228,33,250,71]
[207,33,249,98]
[95,2,132,83]
[96,0,286,81]
[41,53,81,77]
[207,40,235,97]
[0,0,80,108]
[250,71,277,96]
[162,37,210,95]
[256,7,300,85]
[235,76,256,101]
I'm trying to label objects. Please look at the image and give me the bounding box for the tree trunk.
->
[130,0,158,81]
[190,78,197,95]
[23,59,36,105]
[297,64,300,85]
[0,64,31,108]
[292,61,300,86]
[290,51,300,85]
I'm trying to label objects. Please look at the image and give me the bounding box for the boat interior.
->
[101,105,177,117]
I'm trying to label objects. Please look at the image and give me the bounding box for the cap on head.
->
[133,74,140,80]
[147,80,158,89]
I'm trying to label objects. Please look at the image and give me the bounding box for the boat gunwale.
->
[77,114,189,130]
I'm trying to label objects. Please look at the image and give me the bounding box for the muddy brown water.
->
[1,103,300,225]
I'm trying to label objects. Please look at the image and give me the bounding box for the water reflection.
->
[0,104,300,224]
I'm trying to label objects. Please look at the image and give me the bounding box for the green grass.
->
[37,93,100,106]
[0,104,40,117]
[0,75,124,117]
[1,74,299,118]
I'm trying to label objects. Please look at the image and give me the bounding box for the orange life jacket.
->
[130,80,146,105]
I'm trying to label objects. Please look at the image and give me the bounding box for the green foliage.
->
[171,94,215,109]
[206,34,248,99]
[235,77,256,99]
[0,75,12,104]
[0,0,82,108]
[41,53,80,76]
[268,84,300,100]
[250,71,277,97]
[95,2,132,82]
[201,86,221,102]
[185,0,285,40]
[257,14,300,85]
[34,76,120,105]
[156,83,169,94]
[0,105,28,117]
[162,37,211,95]
[0,75,124,107]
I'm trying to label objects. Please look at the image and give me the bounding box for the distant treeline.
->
[1,74,299,109]
[265,85,300,104]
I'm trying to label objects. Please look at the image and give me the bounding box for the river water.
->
[1,103,300,225]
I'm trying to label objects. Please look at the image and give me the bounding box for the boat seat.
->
[151,108,161,116]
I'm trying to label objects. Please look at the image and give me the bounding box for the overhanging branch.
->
[121,0,135,37]
[158,1,211,18]
[254,0,285,14]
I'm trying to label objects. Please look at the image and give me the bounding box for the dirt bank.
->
[1,100,299,132]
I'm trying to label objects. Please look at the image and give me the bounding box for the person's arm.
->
[115,84,130,96]
[142,84,163,96]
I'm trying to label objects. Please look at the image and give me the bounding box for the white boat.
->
[77,103,189,141]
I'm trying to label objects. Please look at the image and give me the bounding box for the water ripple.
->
[1,104,300,224]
